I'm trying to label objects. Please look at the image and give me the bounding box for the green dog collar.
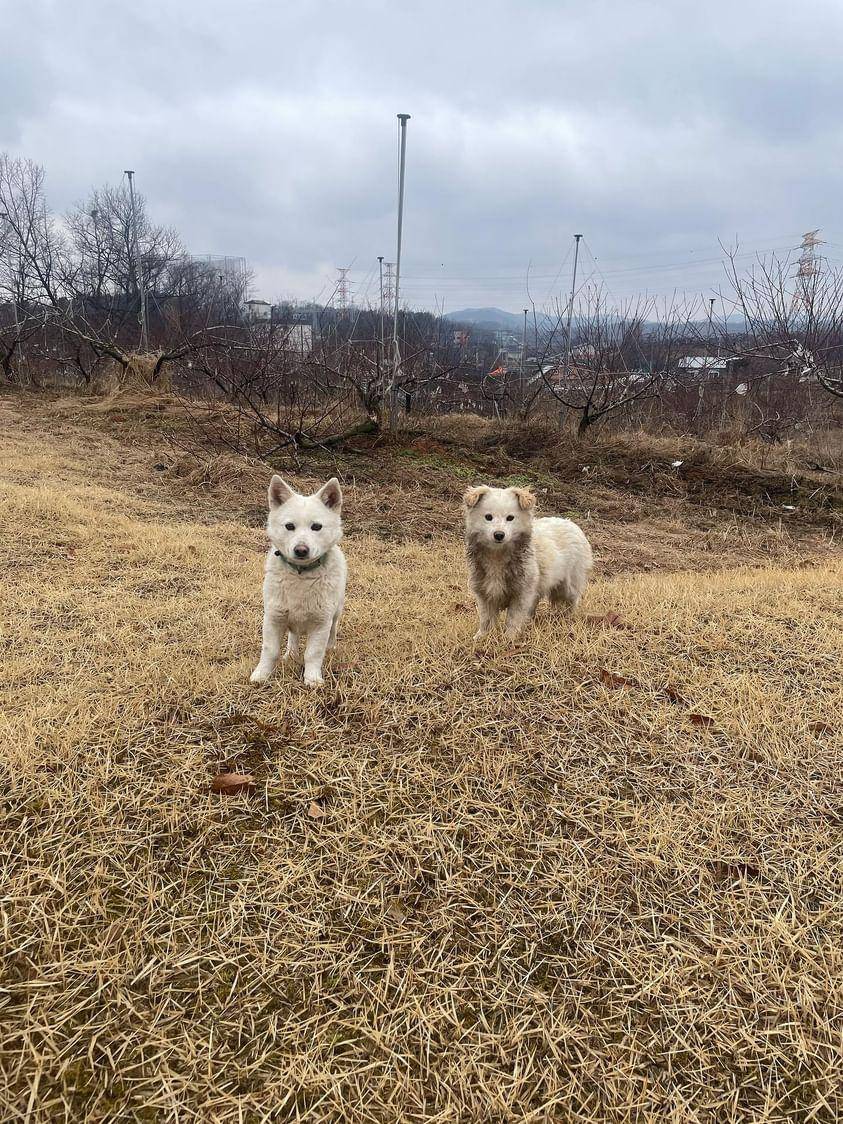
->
[273,549,326,574]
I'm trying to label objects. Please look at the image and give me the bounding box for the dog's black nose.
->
[293,545,310,558]
[493,531,505,542]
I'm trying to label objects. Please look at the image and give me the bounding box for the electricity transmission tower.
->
[793,229,823,312]
[377,256,385,361]
[382,262,395,312]
[335,266,352,318]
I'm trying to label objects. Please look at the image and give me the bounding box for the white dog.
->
[463,485,592,640]
[250,475,346,688]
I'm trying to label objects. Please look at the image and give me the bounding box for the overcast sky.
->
[3,0,842,313]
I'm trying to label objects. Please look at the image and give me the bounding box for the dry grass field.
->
[1,393,842,1122]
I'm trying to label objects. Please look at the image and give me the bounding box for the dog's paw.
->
[303,669,325,688]
[473,629,490,643]
[249,666,271,684]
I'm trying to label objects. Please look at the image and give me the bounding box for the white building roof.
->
[678,355,730,370]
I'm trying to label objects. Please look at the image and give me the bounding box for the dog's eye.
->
[485,514,493,521]
[285,522,295,531]
[310,523,322,532]
[506,514,515,522]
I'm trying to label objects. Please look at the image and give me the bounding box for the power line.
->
[395,244,803,286]
[370,234,808,286]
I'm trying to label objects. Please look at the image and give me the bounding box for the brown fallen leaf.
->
[386,896,408,923]
[587,611,632,630]
[689,712,716,728]
[809,721,834,735]
[307,800,327,818]
[600,669,639,690]
[252,718,284,736]
[660,685,686,705]
[210,772,255,795]
[219,712,251,728]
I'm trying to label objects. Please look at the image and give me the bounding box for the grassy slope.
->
[3,390,841,578]
[1,405,842,1121]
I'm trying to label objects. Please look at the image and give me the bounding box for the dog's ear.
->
[316,477,342,511]
[268,475,294,510]
[510,486,536,511]
[463,485,490,509]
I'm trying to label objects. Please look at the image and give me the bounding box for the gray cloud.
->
[4,0,842,311]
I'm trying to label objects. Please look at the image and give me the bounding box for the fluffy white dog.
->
[250,475,346,688]
[463,485,592,640]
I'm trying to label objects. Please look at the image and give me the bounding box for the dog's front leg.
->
[250,609,286,683]
[505,597,536,640]
[327,597,344,651]
[302,621,332,687]
[284,631,302,663]
[473,598,497,641]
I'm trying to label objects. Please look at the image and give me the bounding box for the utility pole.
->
[520,308,528,406]
[389,113,411,427]
[561,234,582,414]
[123,170,148,351]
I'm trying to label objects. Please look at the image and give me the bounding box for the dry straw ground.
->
[1,400,842,1122]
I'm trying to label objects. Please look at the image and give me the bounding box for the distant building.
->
[244,299,272,323]
[572,343,597,360]
[536,362,590,386]
[273,305,314,354]
[677,355,732,375]
[278,320,313,354]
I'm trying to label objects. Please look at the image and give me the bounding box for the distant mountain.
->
[445,306,749,338]
[445,307,525,331]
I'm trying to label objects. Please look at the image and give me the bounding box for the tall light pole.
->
[521,307,528,406]
[561,234,582,414]
[389,113,410,425]
[124,170,148,351]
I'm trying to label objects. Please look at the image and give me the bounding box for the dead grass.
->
[1,415,842,1122]
[411,419,843,526]
[3,391,840,584]
[90,353,172,396]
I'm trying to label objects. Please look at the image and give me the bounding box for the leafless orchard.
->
[2,153,841,460]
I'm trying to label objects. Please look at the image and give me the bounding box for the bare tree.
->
[0,155,62,381]
[64,184,186,347]
[527,287,690,435]
[719,247,843,400]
